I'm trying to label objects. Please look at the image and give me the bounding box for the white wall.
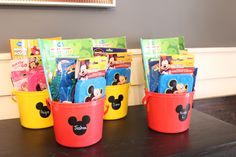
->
[1,48,236,120]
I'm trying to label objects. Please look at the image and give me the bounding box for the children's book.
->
[93,36,127,48]
[10,37,61,59]
[38,38,94,100]
[178,36,186,50]
[140,37,181,91]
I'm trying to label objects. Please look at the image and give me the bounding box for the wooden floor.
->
[194,95,236,126]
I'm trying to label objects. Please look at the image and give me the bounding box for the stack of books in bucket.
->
[140,36,197,134]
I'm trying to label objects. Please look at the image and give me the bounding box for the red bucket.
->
[142,90,194,133]
[47,98,104,148]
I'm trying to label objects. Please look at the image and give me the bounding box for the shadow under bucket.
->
[12,90,53,129]
[142,90,194,133]
[47,97,105,148]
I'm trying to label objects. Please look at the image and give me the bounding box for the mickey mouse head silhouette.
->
[166,80,188,94]
[112,73,127,85]
[176,104,190,121]
[68,115,90,136]
[36,102,51,118]
[85,85,103,102]
[108,95,124,110]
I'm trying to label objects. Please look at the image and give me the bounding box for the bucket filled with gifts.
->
[140,36,197,133]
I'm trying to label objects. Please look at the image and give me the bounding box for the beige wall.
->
[1,48,236,120]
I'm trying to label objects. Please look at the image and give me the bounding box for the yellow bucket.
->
[104,83,130,120]
[12,90,53,129]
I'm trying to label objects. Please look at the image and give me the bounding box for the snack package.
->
[74,77,106,103]
[39,38,94,100]
[159,54,195,74]
[106,68,131,85]
[75,56,107,80]
[93,36,127,48]
[140,37,182,91]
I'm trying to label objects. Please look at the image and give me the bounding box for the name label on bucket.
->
[108,95,124,110]
[176,104,190,121]
[36,102,51,118]
[74,125,87,131]
[68,115,90,136]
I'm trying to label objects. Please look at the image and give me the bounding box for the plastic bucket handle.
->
[46,98,51,111]
[11,91,17,103]
[142,88,153,107]
[142,94,150,107]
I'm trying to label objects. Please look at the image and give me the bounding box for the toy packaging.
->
[74,77,106,103]
[159,54,195,74]
[140,37,182,91]
[55,58,76,102]
[148,59,159,92]
[107,52,132,69]
[10,69,27,91]
[157,74,194,94]
[75,56,107,80]
[106,68,131,85]
[10,58,47,91]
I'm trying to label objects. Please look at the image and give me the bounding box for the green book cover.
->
[93,36,127,48]
[178,36,185,50]
[38,38,94,100]
[140,37,181,90]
